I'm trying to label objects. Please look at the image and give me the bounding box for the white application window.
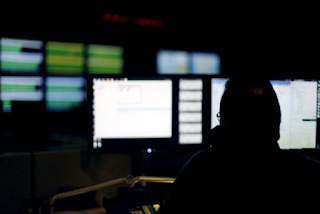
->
[211,78,228,128]
[288,81,317,149]
[93,79,172,139]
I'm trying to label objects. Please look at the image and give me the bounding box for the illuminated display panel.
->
[190,52,220,75]
[45,77,86,112]
[157,50,189,74]
[179,79,203,145]
[87,44,123,74]
[46,42,84,75]
[0,38,43,74]
[93,78,172,140]
[89,77,173,152]
[211,78,318,149]
[0,76,43,112]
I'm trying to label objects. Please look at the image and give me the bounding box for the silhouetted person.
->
[157,72,320,213]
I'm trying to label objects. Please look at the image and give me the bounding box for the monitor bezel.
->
[87,74,179,154]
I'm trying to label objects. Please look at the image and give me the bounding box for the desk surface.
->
[54,207,106,214]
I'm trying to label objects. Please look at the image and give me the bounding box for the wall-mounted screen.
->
[46,42,84,75]
[157,50,220,75]
[0,38,43,74]
[0,76,43,112]
[45,77,86,112]
[190,52,220,75]
[87,44,123,74]
[157,50,189,74]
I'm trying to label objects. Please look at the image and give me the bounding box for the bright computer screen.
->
[190,52,220,75]
[45,77,86,112]
[91,77,173,150]
[46,41,84,75]
[157,50,189,74]
[271,80,318,149]
[0,38,43,74]
[211,78,319,149]
[179,79,203,144]
[0,76,43,112]
[211,78,228,129]
[87,44,123,74]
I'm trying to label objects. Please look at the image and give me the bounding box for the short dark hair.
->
[220,72,281,142]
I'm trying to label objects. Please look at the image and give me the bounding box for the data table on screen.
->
[271,80,318,149]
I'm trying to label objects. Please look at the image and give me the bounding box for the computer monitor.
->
[46,41,85,75]
[190,52,220,75]
[87,44,124,74]
[45,77,86,112]
[88,76,177,153]
[271,79,318,149]
[211,78,319,149]
[156,50,189,74]
[0,76,44,112]
[178,78,203,145]
[156,50,220,75]
[0,38,44,74]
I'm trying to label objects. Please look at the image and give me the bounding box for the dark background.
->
[1,3,318,77]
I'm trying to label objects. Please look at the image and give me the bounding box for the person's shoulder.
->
[279,150,320,172]
[280,150,320,163]
[177,148,216,173]
[186,148,213,163]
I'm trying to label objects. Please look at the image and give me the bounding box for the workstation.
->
[0,4,319,213]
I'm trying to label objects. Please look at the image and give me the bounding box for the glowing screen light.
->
[0,76,43,112]
[93,78,172,139]
[190,52,220,75]
[46,41,84,75]
[157,50,189,74]
[87,45,123,74]
[45,77,86,112]
[0,38,43,74]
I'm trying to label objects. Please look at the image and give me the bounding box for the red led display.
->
[103,13,128,23]
[102,13,162,27]
[134,18,162,27]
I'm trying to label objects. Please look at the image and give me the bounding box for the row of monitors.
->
[0,38,220,75]
[0,76,86,112]
[0,38,124,75]
[89,76,320,153]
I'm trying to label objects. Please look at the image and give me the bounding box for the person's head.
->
[219,72,281,145]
